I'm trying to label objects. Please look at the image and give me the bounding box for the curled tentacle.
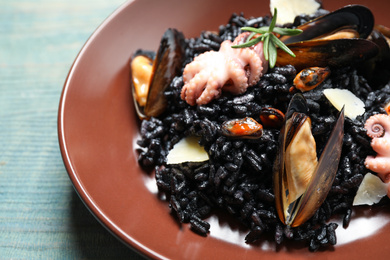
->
[364,114,389,138]
[364,114,390,184]
[366,123,385,138]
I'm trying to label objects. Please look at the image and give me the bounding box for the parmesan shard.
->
[166,136,209,164]
[270,0,320,25]
[323,88,365,120]
[353,173,388,206]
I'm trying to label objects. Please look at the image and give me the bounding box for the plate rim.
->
[57,0,390,259]
[57,0,159,259]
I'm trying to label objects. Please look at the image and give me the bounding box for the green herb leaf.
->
[268,41,277,68]
[269,8,277,32]
[240,27,268,35]
[231,36,262,48]
[231,7,302,68]
[247,32,257,41]
[263,34,270,61]
[270,33,296,57]
[272,27,303,36]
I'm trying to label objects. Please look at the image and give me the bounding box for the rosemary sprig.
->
[232,8,302,68]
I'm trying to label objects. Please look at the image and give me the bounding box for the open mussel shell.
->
[274,94,345,227]
[130,50,155,120]
[279,5,374,44]
[131,28,186,119]
[275,5,379,71]
[276,38,379,71]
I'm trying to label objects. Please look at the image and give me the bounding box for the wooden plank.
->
[0,1,146,258]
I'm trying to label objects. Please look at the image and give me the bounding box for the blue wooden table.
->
[0,1,146,258]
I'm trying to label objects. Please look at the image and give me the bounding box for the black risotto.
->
[135,11,390,251]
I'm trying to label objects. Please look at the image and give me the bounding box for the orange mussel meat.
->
[293,67,330,92]
[221,117,263,139]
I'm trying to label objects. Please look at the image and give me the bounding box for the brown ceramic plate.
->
[58,0,390,259]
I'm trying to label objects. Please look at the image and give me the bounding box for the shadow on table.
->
[70,191,148,259]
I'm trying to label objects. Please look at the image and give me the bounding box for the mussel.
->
[385,101,390,115]
[276,5,379,71]
[279,5,374,44]
[273,94,344,227]
[221,117,263,139]
[293,67,330,92]
[130,28,185,119]
[259,107,285,128]
[131,50,155,111]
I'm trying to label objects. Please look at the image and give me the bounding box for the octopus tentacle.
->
[236,47,263,85]
[365,156,390,182]
[364,114,390,186]
[232,32,268,84]
[182,60,202,83]
[220,39,263,86]
[181,71,210,106]
[196,76,222,105]
[181,32,268,105]
[223,57,249,95]
[182,53,213,82]
[371,137,390,157]
[365,114,390,138]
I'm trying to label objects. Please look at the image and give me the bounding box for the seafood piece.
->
[356,114,390,204]
[259,107,285,128]
[279,5,374,44]
[276,39,379,71]
[293,67,330,92]
[323,88,365,120]
[221,117,263,139]
[276,5,379,70]
[364,114,390,184]
[385,101,390,115]
[181,32,268,106]
[284,114,318,203]
[131,29,185,119]
[130,51,155,108]
[270,0,320,25]
[274,94,344,227]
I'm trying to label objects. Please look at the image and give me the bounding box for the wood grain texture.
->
[0,1,146,259]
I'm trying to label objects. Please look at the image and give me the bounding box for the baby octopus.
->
[364,114,390,184]
[181,32,268,105]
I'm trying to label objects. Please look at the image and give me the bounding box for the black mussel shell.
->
[284,93,308,120]
[132,49,156,61]
[280,5,374,44]
[259,107,285,128]
[274,93,345,227]
[276,38,379,71]
[143,28,186,118]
